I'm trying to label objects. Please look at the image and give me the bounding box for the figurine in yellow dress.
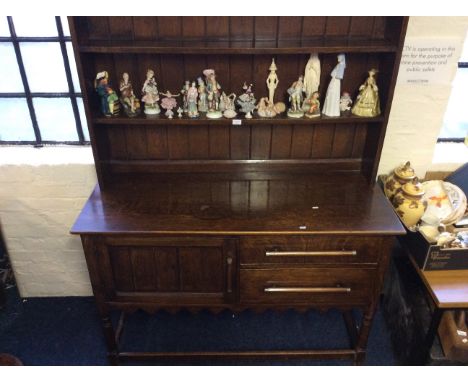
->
[351,69,381,117]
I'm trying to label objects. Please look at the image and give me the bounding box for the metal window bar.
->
[0,16,87,146]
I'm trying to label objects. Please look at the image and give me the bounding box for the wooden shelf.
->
[93,114,384,126]
[79,38,399,55]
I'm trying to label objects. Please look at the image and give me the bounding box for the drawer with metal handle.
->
[240,267,374,305]
[240,236,386,265]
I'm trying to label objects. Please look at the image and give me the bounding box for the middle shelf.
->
[93,114,385,126]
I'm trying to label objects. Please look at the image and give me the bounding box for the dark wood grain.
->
[70,16,408,365]
[71,173,404,236]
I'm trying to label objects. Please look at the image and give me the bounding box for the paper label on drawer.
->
[232,119,242,126]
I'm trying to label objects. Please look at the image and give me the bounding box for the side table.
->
[408,255,468,364]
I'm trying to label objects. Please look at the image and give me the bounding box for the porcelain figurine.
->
[322,54,346,117]
[266,58,279,104]
[304,91,321,119]
[237,82,256,119]
[119,72,140,117]
[339,92,353,116]
[141,69,160,115]
[302,53,320,110]
[384,161,416,201]
[160,90,180,119]
[392,177,427,229]
[287,76,305,118]
[95,71,120,117]
[203,69,222,119]
[187,81,199,118]
[257,97,282,118]
[221,92,237,119]
[352,69,381,117]
[177,107,183,118]
[180,80,190,112]
[197,77,208,113]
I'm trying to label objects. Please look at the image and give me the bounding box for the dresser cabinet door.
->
[94,237,237,305]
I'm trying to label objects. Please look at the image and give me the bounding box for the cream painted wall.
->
[378,16,468,177]
[1,17,467,297]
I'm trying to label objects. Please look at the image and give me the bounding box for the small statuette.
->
[141,69,160,115]
[203,69,223,119]
[351,68,381,117]
[304,91,321,119]
[322,54,346,117]
[287,76,305,118]
[256,97,281,118]
[237,82,256,119]
[339,91,353,116]
[187,81,199,118]
[302,53,320,110]
[266,58,279,104]
[180,80,190,113]
[119,72,140,117]
[160,90,180,119]
[197,77,208,113]
[177,107,183,118]
[95,71,120,117]
[221,92,237,119]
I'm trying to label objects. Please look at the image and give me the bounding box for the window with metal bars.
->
[438,31,468,143]
[0,16,89,146]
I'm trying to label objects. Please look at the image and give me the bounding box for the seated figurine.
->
[304,91,321,118]
[95,71,120,117]
[119,72,140,117]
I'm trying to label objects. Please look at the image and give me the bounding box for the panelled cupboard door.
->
[94,237,237,305]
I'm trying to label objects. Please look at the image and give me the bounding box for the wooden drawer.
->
[240,236,384,265]
[240,267,375,304]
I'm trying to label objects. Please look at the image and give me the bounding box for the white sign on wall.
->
[397,37,461,85]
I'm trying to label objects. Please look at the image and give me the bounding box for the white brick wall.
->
[0,17,467,297]
[0,149,96,297]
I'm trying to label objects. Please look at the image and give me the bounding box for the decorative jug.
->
[384,161,416,201]
[392,177,426,229]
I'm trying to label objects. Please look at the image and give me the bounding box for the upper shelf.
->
[79,38,399,55]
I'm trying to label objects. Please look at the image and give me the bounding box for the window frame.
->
[0,16,87,147]
[437,60,468,143]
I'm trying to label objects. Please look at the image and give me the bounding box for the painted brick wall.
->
[1,17,467,297]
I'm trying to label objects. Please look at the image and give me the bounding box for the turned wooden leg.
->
[343,310,358,348]
[101,315,119,365]
[354,305,377,366]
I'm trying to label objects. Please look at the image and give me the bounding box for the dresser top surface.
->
[71,173,405,236]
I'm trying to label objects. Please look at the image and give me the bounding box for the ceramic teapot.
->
[392,177,426,229]
[384,161,416,201]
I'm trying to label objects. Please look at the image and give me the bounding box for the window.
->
[438,31,468,142]
[0,16,88,146]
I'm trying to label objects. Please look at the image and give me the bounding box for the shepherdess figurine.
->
[141,69,160,115]
[322,54,346,117]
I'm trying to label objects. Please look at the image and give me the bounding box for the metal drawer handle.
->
[264,287,351,293]
[265,250,357,257]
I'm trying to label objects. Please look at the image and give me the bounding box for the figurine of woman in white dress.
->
[322,54,346,117]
